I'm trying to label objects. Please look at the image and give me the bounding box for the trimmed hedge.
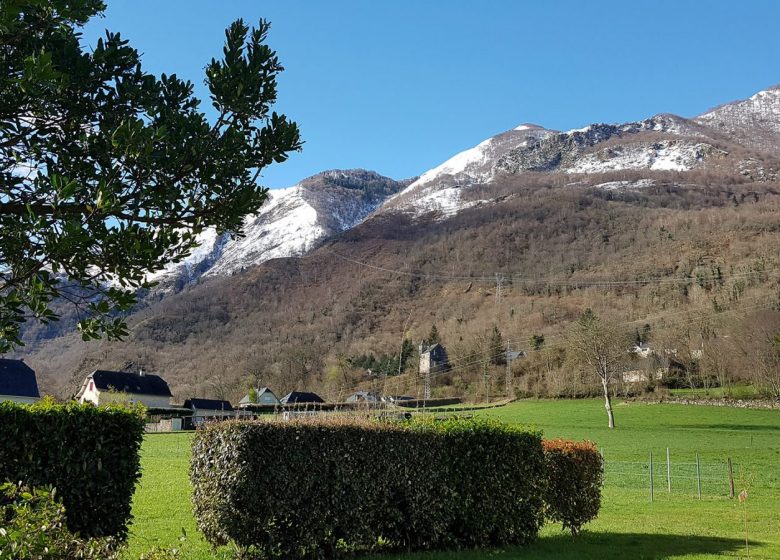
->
[0,399,145,539]
[191,418,546,558]
[542,439,604,535]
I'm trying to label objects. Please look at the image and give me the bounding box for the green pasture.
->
[125,400,780,559]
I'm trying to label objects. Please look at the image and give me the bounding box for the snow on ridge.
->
[399,186,486,220]
[592,179,655,191]
[205,186,324,276]
[565,141,714,174]
[404,140,493,191]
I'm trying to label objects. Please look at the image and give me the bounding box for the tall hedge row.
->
[191,418,546,558]
[0,399,145,539]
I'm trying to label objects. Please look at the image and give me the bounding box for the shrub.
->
[191,417,545,558]
[0,399,145,539]
[0,481,120,559]
[542,439,604,535]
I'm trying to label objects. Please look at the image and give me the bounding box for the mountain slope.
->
[695,86,780,154]
[13,84,780,401]
[150,169,409,291]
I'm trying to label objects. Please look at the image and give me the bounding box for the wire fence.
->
[601,449,742,500]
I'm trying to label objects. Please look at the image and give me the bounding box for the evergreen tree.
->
[426,324,441,347]
[489,325,506,365]
[530,334,545,351]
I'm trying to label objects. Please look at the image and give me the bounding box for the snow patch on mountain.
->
[592,179,656,190]
[399,186,486,219]
[206,186,325,277]
[565,141,716,173]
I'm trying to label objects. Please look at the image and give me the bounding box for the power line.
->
[325,248,775,288]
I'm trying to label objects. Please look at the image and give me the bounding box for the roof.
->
[280,391,325,404]
[0,359,40,398]
[421,343,443,354]
[239,387,279,404]
[183,398,233,412]
[90,370,172,397]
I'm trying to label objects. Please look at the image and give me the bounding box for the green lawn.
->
[125,400,780,559]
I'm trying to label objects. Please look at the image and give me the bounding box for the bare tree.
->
[567,309,629,428]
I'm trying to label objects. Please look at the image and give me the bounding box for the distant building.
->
[280,391,325,404]
[183,398,234,418]
[0,359,41,404]
[76,369,173,408]
[419,343,449,375]
[346,390,381,403]
[238,387,280,407]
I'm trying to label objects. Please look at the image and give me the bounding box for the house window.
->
[89,381,94,392]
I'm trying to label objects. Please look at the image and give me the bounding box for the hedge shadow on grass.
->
[369,532,750,559]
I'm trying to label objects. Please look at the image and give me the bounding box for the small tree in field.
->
[567,309,629,428]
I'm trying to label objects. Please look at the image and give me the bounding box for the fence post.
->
[649,450,654,502]
[696,453,702,499]
[727,458,735,499]
[666,447,671,493]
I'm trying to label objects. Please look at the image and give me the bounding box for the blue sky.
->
[83,1,780,188]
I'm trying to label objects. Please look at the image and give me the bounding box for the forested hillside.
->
[20,171,780,402]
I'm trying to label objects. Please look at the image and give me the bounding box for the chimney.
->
[138,368,145,377]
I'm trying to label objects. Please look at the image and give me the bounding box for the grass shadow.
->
[372,532,752,559]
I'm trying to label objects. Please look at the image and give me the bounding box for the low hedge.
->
[191,418,546,558]
[542,439,603,535]
[0,399,145,539]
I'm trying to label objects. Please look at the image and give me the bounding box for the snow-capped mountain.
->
[155,85,780,288]
[382,87,780,219]
[694,85,780,153]
[151,170,408,290]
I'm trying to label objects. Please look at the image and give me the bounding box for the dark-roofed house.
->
[76,369,173,408]
[419,342,449,375]
[280,391,325,404]
[238,387,280,408]
[183,398,234,417]
[0,358,40,404]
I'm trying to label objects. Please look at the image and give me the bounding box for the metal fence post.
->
[649,450,654,502]
[696,453,702,499]
[728,458,735,499]
[667,447,671,493]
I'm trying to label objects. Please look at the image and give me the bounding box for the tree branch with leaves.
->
[0,0,301,352]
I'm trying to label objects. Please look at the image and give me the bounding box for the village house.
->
[346,390,381,403]
[183,398,234,418]
[0,358,41,404]
[76,369,173,408]
[419,342,449,375]
[238,386,281,407]
[280,390,325,404]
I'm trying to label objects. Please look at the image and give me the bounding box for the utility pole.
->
[495,273,505,313]
[423,367,431,401]
[483,358,490,404]
[505,343,513,397]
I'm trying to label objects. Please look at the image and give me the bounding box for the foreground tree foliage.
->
[0,0,301,352]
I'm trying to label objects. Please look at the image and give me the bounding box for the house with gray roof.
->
[238,387,280,407]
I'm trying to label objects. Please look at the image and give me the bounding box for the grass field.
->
[125,400,780,559]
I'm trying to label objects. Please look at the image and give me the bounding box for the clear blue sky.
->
[82,1,780,188]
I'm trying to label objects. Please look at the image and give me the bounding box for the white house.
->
[76,369,173,408]
[238,387,281,407]
[0,358,41,404]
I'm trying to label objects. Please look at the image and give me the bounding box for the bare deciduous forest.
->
[14,168,780,404]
